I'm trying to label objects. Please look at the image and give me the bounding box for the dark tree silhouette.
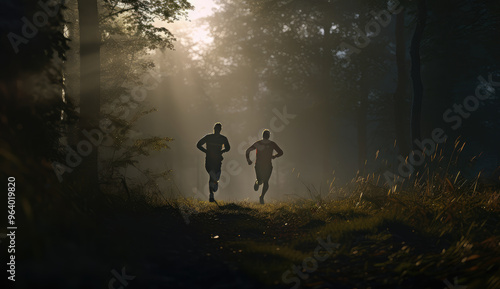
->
[409,0,428,146]
[78,0,101,191]
[393,9,410,157]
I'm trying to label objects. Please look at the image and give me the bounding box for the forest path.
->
[15,197,498,289]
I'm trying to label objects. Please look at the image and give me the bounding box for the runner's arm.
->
[222,137,231,153]
[272,142,283,159]
[245,143,256,165]
[196,136,207,153]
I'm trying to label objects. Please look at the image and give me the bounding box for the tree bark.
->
[357,91,368,172]
[320,23,335,181]
[78,0,100,191]
[394,10,410,157]
[64,1,80,147]
[409,0,428,146]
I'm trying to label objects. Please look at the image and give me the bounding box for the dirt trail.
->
[14,205,283,289]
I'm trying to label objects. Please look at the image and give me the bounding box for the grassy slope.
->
[12,184,500,289]
[182,188,500,289]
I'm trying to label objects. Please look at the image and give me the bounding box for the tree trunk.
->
[357,92,368,173]
[320,23,335,181]
[409,0,427,146]
[64,1,80,147]
[78,0,100,191]
[393,10,410,156]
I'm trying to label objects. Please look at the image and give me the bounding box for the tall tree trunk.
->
[64,1,80,147]
[394,10,410,156]
[320,23,334,182]
[78,0,100,191]
[357,92,368,173]
[409,0,428,147]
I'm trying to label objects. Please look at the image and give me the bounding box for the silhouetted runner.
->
[197,123,230,202]
[246,129,283,204]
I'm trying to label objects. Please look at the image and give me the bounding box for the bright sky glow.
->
[155,0,216,51]
[186,0,216,21]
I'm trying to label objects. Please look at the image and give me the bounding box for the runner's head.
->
[262,129,270,140]
[214,122,222,134]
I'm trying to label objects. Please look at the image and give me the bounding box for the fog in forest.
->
[3,0,500,288]
[130,2,380,202]
[2,0,499,201]
[83,0,500,203]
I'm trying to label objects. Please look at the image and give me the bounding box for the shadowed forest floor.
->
[11,187,500,289]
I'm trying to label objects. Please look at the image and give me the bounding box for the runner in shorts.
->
[246,129,283,204]
[197,123,230,202]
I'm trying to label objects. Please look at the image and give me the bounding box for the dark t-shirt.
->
[198,134,230,162]
[250,140,283,166]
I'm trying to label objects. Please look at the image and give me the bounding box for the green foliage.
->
[100,108,173,196]
[60,0,189,199]
[0,0,77,222]
[100,0,194,50]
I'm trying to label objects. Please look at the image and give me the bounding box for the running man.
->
[197,123,230,202]
[246,129,283,204]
